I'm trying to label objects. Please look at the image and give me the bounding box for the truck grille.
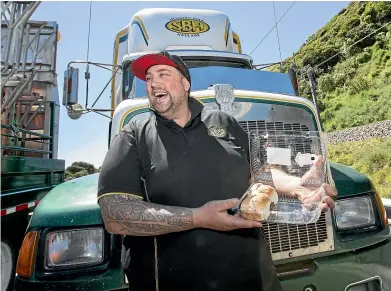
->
[239,120,310,133]
[239,120,333,260]
[263,212,328,253]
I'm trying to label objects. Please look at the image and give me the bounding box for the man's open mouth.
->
[154,91,168,99]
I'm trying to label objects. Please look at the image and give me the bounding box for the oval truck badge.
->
[165,18,210,36]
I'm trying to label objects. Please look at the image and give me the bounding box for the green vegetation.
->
[328,138,391,198]
[270,2,391,132]
[65,161,99,180]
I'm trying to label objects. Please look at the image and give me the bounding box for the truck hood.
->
[28,163,374,229]
[329,161,374,197]
[29,173,103,229]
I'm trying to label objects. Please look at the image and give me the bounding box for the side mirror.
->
[62,66,79,106]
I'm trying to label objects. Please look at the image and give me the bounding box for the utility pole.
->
[307,67,322,129]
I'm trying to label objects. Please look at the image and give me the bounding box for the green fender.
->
[29,162,374,229]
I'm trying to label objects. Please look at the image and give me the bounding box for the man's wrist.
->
[192,208,203,228]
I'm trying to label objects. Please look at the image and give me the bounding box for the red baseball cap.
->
[131,51,191,84]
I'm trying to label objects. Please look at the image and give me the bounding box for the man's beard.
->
[150,93,176,117]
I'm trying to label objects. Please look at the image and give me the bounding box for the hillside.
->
[328,138,391,198]
[269,2,391,132]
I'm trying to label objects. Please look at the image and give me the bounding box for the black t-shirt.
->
[98,97,282,291]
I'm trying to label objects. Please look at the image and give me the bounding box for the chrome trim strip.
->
[345,275,383,291]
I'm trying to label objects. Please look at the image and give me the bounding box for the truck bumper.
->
[15,280,127,291]
[280,237,391,291]
[14,236,391,291]
[14,269,128,291]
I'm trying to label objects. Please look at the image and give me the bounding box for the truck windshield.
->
[130,66,295,98]
[124,66,317,132]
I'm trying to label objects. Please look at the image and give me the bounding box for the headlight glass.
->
[335,196,376,230]
[45,228,104,268]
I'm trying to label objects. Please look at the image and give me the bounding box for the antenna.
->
[272,1,283,72]
[249,1,296,56]
[85,1,92,108]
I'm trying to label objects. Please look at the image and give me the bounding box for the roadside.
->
[327,120,391,144]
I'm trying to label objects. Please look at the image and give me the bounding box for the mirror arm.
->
[94,63,119,73]
[67,60,121,70]
[85,109,113,112]
[85,109,112,119]
[90,66,120,109]
[63,61,122,118]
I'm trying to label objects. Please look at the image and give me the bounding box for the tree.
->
[65,162,99,181]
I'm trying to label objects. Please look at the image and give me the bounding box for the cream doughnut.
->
[240,183,278,221]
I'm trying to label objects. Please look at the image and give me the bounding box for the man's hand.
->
[293,183,337,211]
[301,155,326,190]
[296,155,338,211]
[193,199,262,231]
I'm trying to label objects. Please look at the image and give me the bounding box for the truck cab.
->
[14,8,391,291]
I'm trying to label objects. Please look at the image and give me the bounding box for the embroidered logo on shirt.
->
[207,126,228,138]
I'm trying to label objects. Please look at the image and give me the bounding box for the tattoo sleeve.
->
[98,194,195,236]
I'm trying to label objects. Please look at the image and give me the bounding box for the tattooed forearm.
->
[98,195,195,236]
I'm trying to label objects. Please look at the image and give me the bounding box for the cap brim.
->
[131,54,178,81]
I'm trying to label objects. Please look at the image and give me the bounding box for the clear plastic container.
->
[240,200,323,224]
[238,130,329,225]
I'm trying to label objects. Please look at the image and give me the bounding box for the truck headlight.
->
[45,228,104,268]
[335,196,376,230]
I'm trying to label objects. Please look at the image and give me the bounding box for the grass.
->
[327,138,391,198]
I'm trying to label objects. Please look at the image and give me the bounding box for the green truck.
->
[13,8,391,291]
[1,3,65,291]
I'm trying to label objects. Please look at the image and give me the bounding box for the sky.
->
[30,0,349,168]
